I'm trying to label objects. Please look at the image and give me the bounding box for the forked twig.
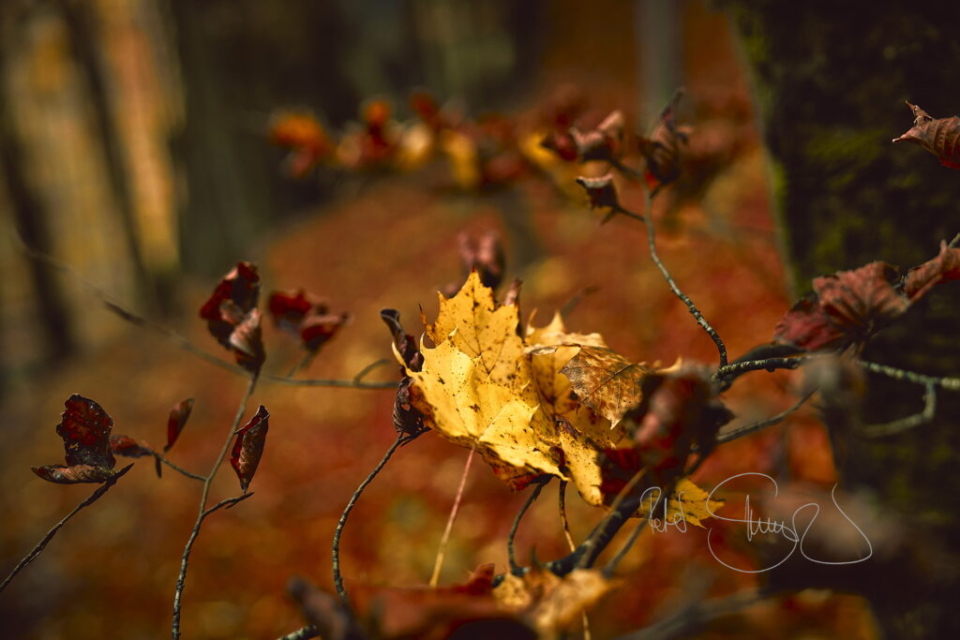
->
[172,373,259,639]
[716,390,816,444]
[0,464,133,594]
[429,447,476,587]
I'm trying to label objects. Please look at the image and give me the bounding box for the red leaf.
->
[773,296,848,352]
[774,262,909,351]
[200,262,264,372]
[902,241,960,301]
[165,398,195,452]
[575,174,620,213]
[892,102,960,169]
[32,395,117,484]
[269,111,333,178]
[230,406,270,492]
[569,110,625,163]
[110,434,154,459]
[268,290,350,353]
[457,231,505,291]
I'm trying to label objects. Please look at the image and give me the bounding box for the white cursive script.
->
[704,473,873,574]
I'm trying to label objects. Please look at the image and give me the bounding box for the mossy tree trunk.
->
[724,2,960,637]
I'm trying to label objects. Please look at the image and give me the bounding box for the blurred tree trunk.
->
[724,2,960,637]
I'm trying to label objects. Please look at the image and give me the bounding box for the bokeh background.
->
[1,1,958,638]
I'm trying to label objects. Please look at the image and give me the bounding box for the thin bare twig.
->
[0,464,133,594]
[334,433,407,607]
[430,447,476,587]
[602,478,678,578]
[172,373,259,639]
[640,189,728,367]
[155,455,205,481]
[714,355,808,382]
[716,390,816,444]
[353,359,391,384]
[857,360,960,391]
[860,382,937,437]
[508,478,550,576]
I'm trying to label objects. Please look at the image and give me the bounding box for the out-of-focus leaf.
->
[902,240,960,301]
[109,434,154,459]
[269,110,333,177]
[230,406,270,492]
[638,90,690,187]
[575,173,621,214]
[288,577,366,640]
[570,109,625,162]
[32,395,117,484]
[199,262,265,372]
[269,290,350,354]
[165,398,194,453]
[494,566,618,638]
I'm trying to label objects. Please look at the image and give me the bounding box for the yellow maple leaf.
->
[637,477,725,529]
[408,272,562,486]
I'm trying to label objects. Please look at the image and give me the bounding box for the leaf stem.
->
[172,373,259,639]
[430,447,475,587]
[508,478,550,575]
[333,433,407,607]
[641,189,728,367]
[0,464,133,594]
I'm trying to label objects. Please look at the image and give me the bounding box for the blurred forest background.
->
[1,0,958,638]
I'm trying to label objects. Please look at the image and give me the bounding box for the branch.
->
[155,454,205,481]
[859,382,937,437]
[716,390,816,444]
[333,433,408,607]
[640,189,728,367]
[0,464,133,594]
[857,359,960,391]
[507,478,550,575]
[172,373,259,639]
[276,627,319,640]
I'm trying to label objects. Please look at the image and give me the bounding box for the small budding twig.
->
[641,189,728,367]
[507,478,550,576]
[333,432,408,607]
[0,464,133,594]
[172,373,259,639]
[429,447,476,587]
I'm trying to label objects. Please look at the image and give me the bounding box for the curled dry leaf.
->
[347,564,534,640]
[457,231,505,291]
[230,406,270,492]
[109,434,154,459]
[32,395,117,484]
[269,289,350,353]
[199,262,265,372]
[892,102,960,169]
[575,173,620,215]
[165,398,194,453]
[774,262,909,351]
[902,240,960,301]
[494,567,618,638]
[638,89,690,188]
[559,345,655,427]
[569,109,625,163]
